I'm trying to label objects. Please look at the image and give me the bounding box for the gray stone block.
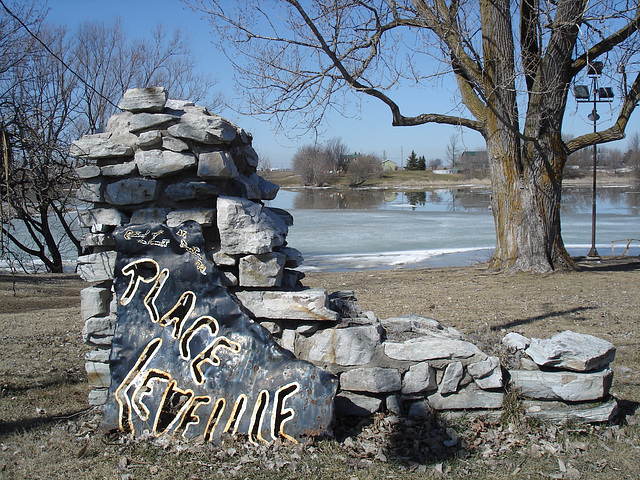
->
[118,86,167,113]
[402,362,437,394]
[439,361,464,394]
[77,251,117,282]
[509,367,613,402]
[104,178,157,205]
[298,325,382,366]
[135,150,196,178]
[340,367,401,393]
[335,392,383,416]
[166,208,216,227]
[427,384,504,410]
[525,331,616,372]
[197,150,239,179]
[80,286,111,321]
[238,252,285,287]
[234,288,339,322]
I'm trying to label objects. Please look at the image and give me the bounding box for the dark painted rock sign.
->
[102,222,337,443]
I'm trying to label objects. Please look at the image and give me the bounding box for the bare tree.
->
[189,0,640,272]
[0,8,221,272]
[324,137,349,172]
[446,135,459,168]
[347,153,382,187]
[292,144,331,185]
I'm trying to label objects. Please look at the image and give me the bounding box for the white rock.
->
[166,208,216,227]
[70,133,133,158]
[80,286,112,321]
[130,208,171,225]
[217,196,287,255]
[299,325,382,366]
[197,150,239,179]
[384,337,484,363]
[234,288,339,322]
[167,112,237,144]
[468,356,504,389]
[104,178,157,205]
[509,367,613,402]
[525,331,616,372]
[335,392,383,416]
[78,208,129,228]
[85,361,111,388]
[502,332,530,351]
[77,251,117,282]
[427,384,504,410]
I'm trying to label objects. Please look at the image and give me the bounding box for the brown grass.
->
[1,258,639,479]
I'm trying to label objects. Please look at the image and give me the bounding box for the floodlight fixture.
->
[574,85,590,101]
[587,61,604,77]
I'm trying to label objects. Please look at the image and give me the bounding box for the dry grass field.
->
[1,257,639,478]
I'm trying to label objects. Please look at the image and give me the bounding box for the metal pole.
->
[588,74,599,258]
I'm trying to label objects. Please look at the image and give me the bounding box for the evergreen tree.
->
[417,155,426,170]
[406,150,419,170]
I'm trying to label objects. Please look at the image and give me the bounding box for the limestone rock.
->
[136,130,162,148]
[130,208,171,225]
[76,165,101,179]
[525,331,616,372]
[402,362,437,394]
[164,180,222,201]
[340,367,401,393]
[78,208,129,228]
[440,361,464,394]
[70,133,134,158]
[80,286,112,321]
[217,196,287,255]
[298,325,383,366]
[502,332,530,351]
[86,361,111,388]
[238,252,286,287]
[523,398,618,423]
[509,368,613,402]
[77,251,117,282]
[118,86,168,113]
[127,112,178,132]
[197,150,239,179]
[104,178,157,205]
[167,112,238,144]
[235,288,339,322]
[76,179,104,203]
[166,208,216,228]
[101,162,138,177]
[384,337,485,364]
[468,356,504,390]
[135,150,196,178]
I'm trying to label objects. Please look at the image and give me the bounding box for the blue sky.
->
[45,0,635,169]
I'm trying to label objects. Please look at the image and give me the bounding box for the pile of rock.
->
[503,330,617,422]
[74,87,330,405]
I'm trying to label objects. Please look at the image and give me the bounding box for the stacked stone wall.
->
[75,87,618,425]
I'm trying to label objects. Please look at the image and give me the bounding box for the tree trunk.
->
[488,132,574,272]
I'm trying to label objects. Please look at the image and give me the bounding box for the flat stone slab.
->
[524,398,618,423]
[384,337,485,363]
[235,288,338,322]
[340,367,401,393]
[509,368,613,402]
[525,331,616,372]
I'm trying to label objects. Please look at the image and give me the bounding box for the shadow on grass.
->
[0,408,92,437]
[489,306,596,331]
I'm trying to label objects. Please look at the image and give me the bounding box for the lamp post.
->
[574,61,614,259]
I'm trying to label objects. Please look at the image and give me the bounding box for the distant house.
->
[457,151,489,173]
[381,160,398,171]
[433,167,458,175]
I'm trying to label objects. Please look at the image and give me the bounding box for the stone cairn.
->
[74,87,618,438]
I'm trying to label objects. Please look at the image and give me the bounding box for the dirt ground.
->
[0,257,639,478]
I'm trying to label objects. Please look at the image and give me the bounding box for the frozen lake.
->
[266,185,640,272]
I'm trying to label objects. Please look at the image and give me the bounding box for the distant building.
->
[381,160,398,171]
[433,167,458,175]
[457,151,489,174]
